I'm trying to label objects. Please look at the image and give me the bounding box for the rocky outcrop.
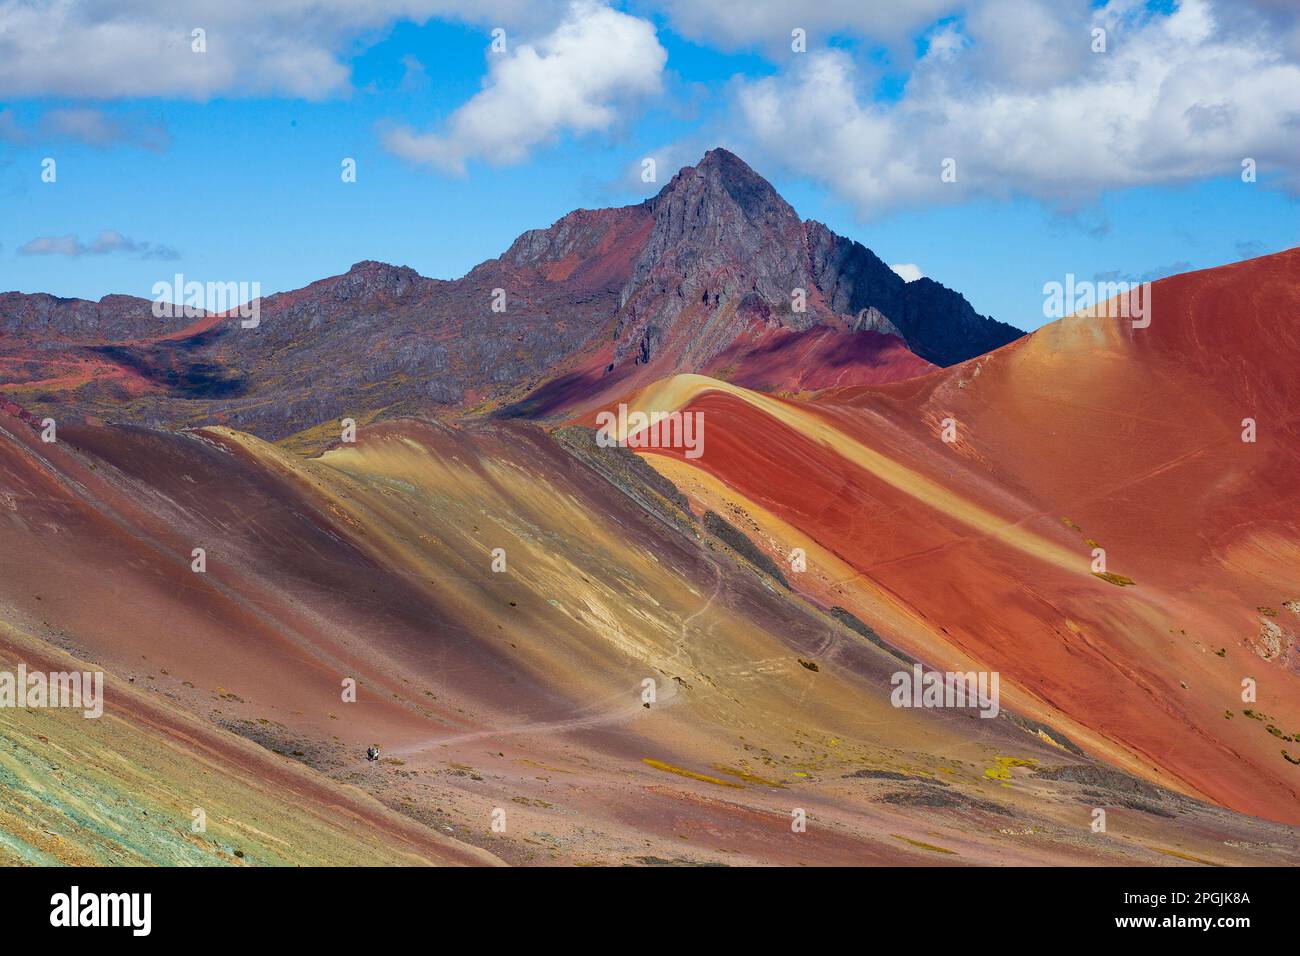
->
[805,219,1022,366]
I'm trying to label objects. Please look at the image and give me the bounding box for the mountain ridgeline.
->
[0,149,1022,439]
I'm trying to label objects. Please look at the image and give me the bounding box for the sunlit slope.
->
[626,250,1300,824]
[5,406,1293,862]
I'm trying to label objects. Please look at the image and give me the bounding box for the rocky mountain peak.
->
[618,150,817,366]
[648,148,795,227]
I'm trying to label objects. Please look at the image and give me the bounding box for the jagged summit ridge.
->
[0,148,1023,436]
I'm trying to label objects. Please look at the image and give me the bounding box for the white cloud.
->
[18,230,179,259]
[648,0,961,51]
[382,2,666,174]
[734,0,1300,216]
[0,1,564,100]
[890,263,924,282]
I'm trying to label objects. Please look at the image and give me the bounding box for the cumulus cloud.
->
[18,230,179,260]
[890,263,924,282]
[383,2,666,173]
[0,0,563,100]
[735,0,1300,216]
[648,0,960,52]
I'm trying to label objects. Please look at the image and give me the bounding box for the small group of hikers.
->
[366,745,381,762]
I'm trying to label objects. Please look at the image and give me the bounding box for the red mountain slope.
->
[625,249,1300,823]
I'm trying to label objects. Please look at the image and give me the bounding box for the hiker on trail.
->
[366,745,380,762]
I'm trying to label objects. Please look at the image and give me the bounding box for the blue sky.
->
[1,0,1297,332]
